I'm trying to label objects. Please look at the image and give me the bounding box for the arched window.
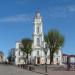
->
[37,26,40,33]
[37,38,40,46]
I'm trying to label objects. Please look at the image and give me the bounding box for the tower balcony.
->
[33,32,43,36]
[32,44,43,48]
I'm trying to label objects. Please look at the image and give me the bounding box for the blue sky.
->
[0,0,75,57]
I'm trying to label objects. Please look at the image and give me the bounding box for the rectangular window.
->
[19,51,20,56]
[19,58,20,62]
[37,51,39,56]
[19,44,23,48]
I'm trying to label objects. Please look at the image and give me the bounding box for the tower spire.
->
[36,8,40,14]
[35,9,41,18]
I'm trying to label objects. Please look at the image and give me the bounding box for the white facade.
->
[31,12,63,65]
[15,41,25,65]
[31,12,45,64]
[15,12,63,65]
[70,57,75,63]
[53,49,63,65]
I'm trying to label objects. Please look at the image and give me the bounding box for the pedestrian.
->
[67,56,70,71]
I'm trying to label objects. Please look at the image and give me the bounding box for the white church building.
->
[31,12,62,65]
[15,11,63,65]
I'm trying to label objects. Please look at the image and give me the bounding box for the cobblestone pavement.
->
[0,64,75,75]
[0,64,42,75]
[48,71,75,75]
[35,65,75,75]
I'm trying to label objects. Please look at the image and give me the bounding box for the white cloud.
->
[16,1,24,4]
[68,6,75,12]
[46,7,66,18]
[45,5,75,19]
[0,14,32,22]
[16,0,25,4]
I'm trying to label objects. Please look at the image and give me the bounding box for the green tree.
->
[21,38,32,64]
[44,29,64,64]
[7,48,15,64]
[7,55,12,63]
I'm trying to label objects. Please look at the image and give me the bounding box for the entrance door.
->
[37,57,40,64]
[57,58,59,65]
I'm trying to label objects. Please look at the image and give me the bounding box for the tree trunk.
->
[27,53,28,64]
[50,50,51,64]
[50,50,53,64]
[30,53,31,64]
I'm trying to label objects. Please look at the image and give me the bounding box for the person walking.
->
[67,56,70,71]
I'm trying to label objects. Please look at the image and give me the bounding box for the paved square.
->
[0,64,75,75]
[0,64,42,75]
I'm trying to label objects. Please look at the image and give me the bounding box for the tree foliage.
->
[44,29,64,64]
[7,49,15,64]
[21,38,32,64]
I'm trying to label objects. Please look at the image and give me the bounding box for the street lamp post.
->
[43,43,48,75]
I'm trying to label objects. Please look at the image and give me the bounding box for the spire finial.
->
[36,8,40,14]
[35,8,41,18]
